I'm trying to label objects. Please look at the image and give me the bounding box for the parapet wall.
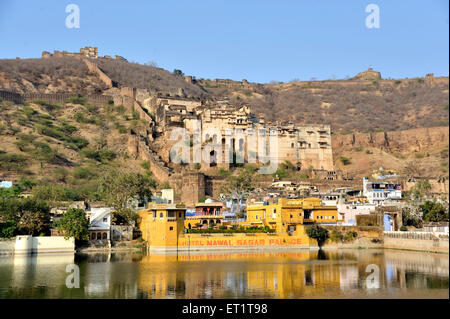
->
[0,236,75,255]
[383,231,449,253]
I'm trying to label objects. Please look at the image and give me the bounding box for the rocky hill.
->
[197,73,449,132]
[1,57,448,133]
[332,126,449,178]
[0,54,448,180]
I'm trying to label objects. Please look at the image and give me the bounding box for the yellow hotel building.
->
[246,197,340,235]
[138,203,186,248]
[138,198,338,251]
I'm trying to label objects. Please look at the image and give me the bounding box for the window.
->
[179,212,182,218]
[160,212,163,218]
[102,233,107,240]
[103,217,108,222]
[169,226,173,231]
[332,216,335,219]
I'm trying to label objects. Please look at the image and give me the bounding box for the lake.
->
[0,249,448,298]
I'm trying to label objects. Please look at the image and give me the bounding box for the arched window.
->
[102,232,107,240]
[91,233,96,240]
[96,232,102,240]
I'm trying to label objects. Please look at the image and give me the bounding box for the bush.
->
[73,167,92,179]
[140,161,150,170]
[329,229,343,242]
[339,156,351,165]
[0,221,18,238]
[68,95,87,105]
[0,153,27,171]
[80,148,116,162]
[306,225,329,247]
[343,231,358,241]
[400,225,408,231]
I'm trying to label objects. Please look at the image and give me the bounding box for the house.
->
[362,177,402,205]
[337,203,376,225]
[0,180,13,189]
[88,207,112,242]
[246,197,340,235]
[185,199,226,229]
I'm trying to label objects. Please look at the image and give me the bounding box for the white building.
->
[337,203,377,225]
[88,207,112,241]
[362,177,402,205]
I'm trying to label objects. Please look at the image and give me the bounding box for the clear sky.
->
[0,0,448,83]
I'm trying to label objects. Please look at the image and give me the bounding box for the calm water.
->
[0,249,448,299]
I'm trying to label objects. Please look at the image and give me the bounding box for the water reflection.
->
[0,249,447,298]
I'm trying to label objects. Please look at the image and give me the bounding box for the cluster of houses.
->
[2,174,449,246]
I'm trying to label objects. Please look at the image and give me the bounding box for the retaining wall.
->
[0,236,75,255]
[383,231,449,253]
[149,233,315,252]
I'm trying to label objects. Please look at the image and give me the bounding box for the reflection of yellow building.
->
[138,203,186,249]
[137,251,342,298]
[245,198,339,235]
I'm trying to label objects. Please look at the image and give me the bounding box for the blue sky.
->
[0,0,448,83]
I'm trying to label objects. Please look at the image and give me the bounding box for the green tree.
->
[339,156,351,165]
[306,225,329,248]
[420,201,449,222]
[97,169,157,225]
[220,167,255,219]
[32,184,71,205]
[0,198,50,235]
[0,221,18,238]
[410,180,432,200]
[173,69,184,77]
[54,208,89,240]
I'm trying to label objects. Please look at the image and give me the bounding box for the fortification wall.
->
[0,90,23,104]
[0,89,113,107]
[83,58,114,88]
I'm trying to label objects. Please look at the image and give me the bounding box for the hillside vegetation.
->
[199,78,449,132]
[1,56,448,132]
[0,97,155,201]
